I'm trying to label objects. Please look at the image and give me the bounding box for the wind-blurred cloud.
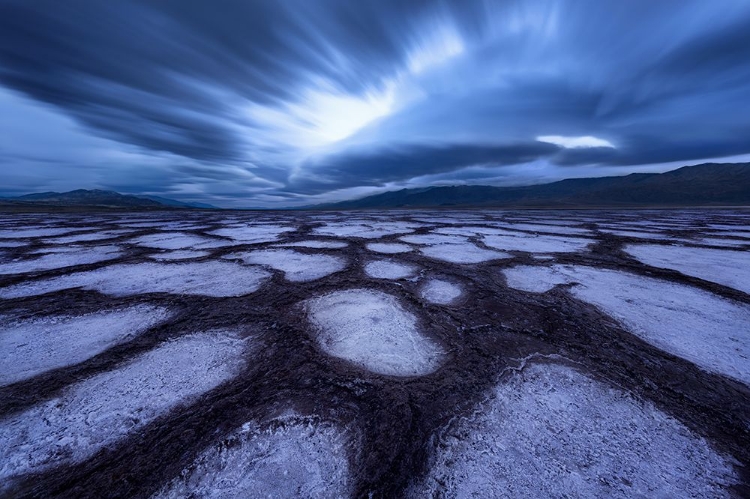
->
[1,0,749,207]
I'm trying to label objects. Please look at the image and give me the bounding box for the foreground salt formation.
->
[625,244,750,294]
[0,305,171,386]
[0,332,248,489]
[305,289,444,376]
[503,265,750,385]
[364,260,416,279]
[155,416,351,499]
[411,363,737,498]
[420,279,462,305]
[231,249,346,282]
[0,261,270,298]
[0,245,122,275]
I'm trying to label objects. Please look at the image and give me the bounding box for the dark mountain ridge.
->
[2,189,215,210]
[312,162,750,209]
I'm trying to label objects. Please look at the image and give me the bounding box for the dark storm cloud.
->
[293,142,560,194]
[0,0,428,162]
[1,0,750,206]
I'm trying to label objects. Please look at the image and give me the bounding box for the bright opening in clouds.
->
[0,0,749,207]
[537,136,615,149]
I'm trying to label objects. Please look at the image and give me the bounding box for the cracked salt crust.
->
[155,416,351,499]
[364,260,416,279]
[420,279,462,305]
[0,245,122,275]
[0,305,172,386]
[625,244,750,294]
[411,363,737,498]
[0,331,247,488]
[0,261,270,298]
[503,264,750,384]
[305,289,445,376]
[231,249,346,282]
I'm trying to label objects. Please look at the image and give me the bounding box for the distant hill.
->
[3,189,216,210]
[136,195,216,209]
[312,162,750,209]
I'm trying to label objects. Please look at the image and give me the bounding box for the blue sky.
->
[1,0,749,207]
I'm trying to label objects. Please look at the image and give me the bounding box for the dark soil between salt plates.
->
[0,209,748,498]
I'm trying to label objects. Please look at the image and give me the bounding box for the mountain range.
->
[0,190,215,210]
[1,162,748,211]
[312,162,750,210]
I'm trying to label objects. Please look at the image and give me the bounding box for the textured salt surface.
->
[412,363,737,498]
[500,223,592,235]
[0,228,76,238]
[599,229,673,240]
[0,246,122,275]
[278,240,348,249]
[365,243,413,254]
[364,260,416,279]
[209,225,294,244]
[313,222,416,239]
[0,241,27,248]
[155,417,350,499]
[625,244,750,294]
[0,261,270,298]
[420,243,510,264]
[420,279,462,305]
[233,249,346,282]
[132,232,227,250]
[42,230,132,244]
[305,289,444,376]
[150,250,211,261]
[503,265,750,384]
[483,233,593,253]
[0,306,171,386]
[0,332,247,486]
[400,233,468,245]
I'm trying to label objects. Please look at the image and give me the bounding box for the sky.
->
[1,0,749,208]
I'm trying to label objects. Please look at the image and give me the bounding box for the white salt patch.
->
[0,246,121,275]
[0,261,270,298]
[420,243,510,264]
[42,230,132,244]
[412,363,737,498]
[699,238,749,248]
[0,306,171,386]
[420,280,462,305]
[155,417,350,499]
[366,242,413,254]
[502,265,750,384]
[434,226,513,237]
[29,246,84,254]
[503,265,574,293]
[209,225,294,244]
[278,240,348,249]
[0,241,27,248]
[400,233,468,245]
[305,289,444,376]
[0,228,76,239]
[600,229,672,240]
[483,232,593,253]
[502,223,592,236]
[625,244,750,294]
[232,249,345,282]
[150,250,211,261]
[313,221,416,239]
[0,332,247,487]
[132,232,227,250]
[364,260,416,279]
[706,231,750,238]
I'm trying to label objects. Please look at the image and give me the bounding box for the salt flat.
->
[0,209,747,498]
